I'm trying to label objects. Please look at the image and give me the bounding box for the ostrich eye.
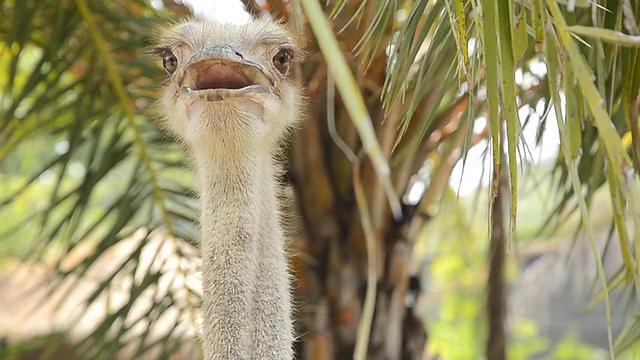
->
[272,49,292,75]
[163,50,178,75]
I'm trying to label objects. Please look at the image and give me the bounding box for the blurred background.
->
[0,0,639,359]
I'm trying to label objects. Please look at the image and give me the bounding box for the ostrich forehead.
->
[155,19,303,59]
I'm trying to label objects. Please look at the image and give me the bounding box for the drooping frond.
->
[0,1,200,357]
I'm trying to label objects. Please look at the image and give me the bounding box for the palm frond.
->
[0,0,198,357]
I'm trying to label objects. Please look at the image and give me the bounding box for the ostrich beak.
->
[180,46,273,102]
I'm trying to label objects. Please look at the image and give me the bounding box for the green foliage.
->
[418,198,486,359]
[547,333,608,360]
[419,188,621,359]
[508,318,550,360]
[0,0,199,357]
[0,333,78,360]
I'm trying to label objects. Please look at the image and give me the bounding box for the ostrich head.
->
[153,19,305,150]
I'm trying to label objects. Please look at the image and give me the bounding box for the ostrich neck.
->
[194,146,293,360]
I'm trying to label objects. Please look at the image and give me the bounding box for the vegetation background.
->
[0,0,639,359]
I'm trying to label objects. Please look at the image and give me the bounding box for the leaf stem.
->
[298,0,403,221]
[353,163,377,360]
[74,0,173,234]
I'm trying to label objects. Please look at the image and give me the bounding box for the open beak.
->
[180,46,272,102]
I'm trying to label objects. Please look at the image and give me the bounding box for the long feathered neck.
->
[193,144,293,360]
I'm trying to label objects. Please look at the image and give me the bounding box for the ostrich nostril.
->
[234,51,244,59]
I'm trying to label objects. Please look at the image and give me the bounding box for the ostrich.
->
[152,17,304,359]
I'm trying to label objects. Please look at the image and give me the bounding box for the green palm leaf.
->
[1,1,199,358]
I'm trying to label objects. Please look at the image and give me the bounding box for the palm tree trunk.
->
[289,94,427,359]
[486,163,507,360]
